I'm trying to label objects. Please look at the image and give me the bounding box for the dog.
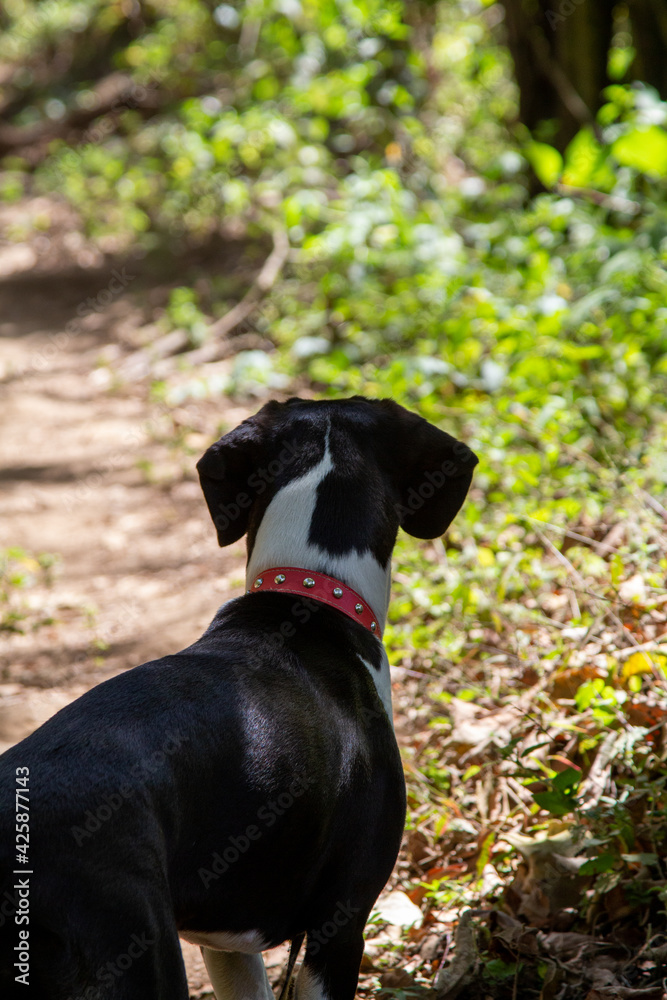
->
[0,395,477,999]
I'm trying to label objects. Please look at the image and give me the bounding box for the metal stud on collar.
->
[246,567,381,637]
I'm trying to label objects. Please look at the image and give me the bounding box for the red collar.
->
[247,567,382,637]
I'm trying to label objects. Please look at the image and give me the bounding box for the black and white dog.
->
[0,396,477,999]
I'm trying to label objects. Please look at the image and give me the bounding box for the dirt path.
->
[0,263,249,705]
[0,241,296,993]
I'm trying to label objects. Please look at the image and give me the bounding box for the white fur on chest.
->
[358,648,394,727]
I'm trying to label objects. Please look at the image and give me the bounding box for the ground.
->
[0,228,298,994]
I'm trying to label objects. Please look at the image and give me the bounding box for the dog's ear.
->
[197,416,268,546]
[393,412,478,540]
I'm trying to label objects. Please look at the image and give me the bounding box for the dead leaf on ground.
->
[375,890,424,929]
[407,829,432,867]
[379,969,419,988]
[503,829,592,928]
[550,665,602,700]
[434,910,480,1000]
[447,698,516,751]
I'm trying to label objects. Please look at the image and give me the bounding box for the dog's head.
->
[197,397,477,567]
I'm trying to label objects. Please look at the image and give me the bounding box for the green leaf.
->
[552,767,582,793]
[612,126,667,177]
[579,852,617,876]
[525,142,563,187]
[532,789,578,816]
[562,127,615,190]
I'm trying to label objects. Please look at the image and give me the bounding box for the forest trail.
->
[0,231,295,993]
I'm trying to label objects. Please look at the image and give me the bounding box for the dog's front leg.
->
[202,947,273,1000]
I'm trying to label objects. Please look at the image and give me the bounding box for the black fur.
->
[0,597,402,999]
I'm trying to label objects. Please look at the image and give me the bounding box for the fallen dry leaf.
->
[550,665,602,701]
[375,890,423,929]
[380,969,418,988]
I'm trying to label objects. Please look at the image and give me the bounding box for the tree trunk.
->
[502,0,615,150]
[628,0,667,99]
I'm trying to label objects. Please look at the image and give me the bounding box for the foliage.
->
[2,0,667,993]
[0,548,58,634]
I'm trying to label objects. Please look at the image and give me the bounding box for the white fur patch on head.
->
[246,430,392,626]
[246,430,333,585]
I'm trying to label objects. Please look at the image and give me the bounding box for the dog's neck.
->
[245,437,392,629]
